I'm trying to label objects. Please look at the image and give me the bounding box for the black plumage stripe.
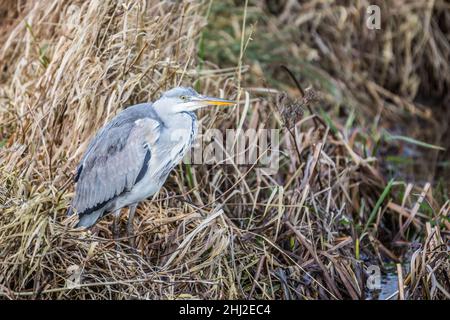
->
[135,147,151,184]
[74,165,83,182]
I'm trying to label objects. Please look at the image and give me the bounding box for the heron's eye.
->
[180,95,188,101]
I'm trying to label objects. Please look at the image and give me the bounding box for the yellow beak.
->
[175,95,235,112]
[197,96,235,107]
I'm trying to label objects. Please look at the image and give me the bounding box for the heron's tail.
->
[76,210,103,228]
[67,202,102,229]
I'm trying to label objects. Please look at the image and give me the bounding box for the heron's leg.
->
[127,203,138,249]
[112,209,121,250]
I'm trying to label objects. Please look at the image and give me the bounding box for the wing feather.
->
[72,116,160,215]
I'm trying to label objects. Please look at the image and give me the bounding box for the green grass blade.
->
[383,131,445,151]
[361,178,395,238]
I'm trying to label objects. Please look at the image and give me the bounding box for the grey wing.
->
[71,117,161,216]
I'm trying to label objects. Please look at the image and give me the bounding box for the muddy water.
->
[365,271,399,300]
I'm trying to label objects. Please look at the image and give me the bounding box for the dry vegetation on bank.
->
[0,0,448,299]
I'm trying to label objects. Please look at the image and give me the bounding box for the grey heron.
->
[68,87,234,246]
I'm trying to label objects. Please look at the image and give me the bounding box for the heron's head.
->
[153,87,235,115]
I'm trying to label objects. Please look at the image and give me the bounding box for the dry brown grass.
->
[0,0,448,299]
[203,0,450,183]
